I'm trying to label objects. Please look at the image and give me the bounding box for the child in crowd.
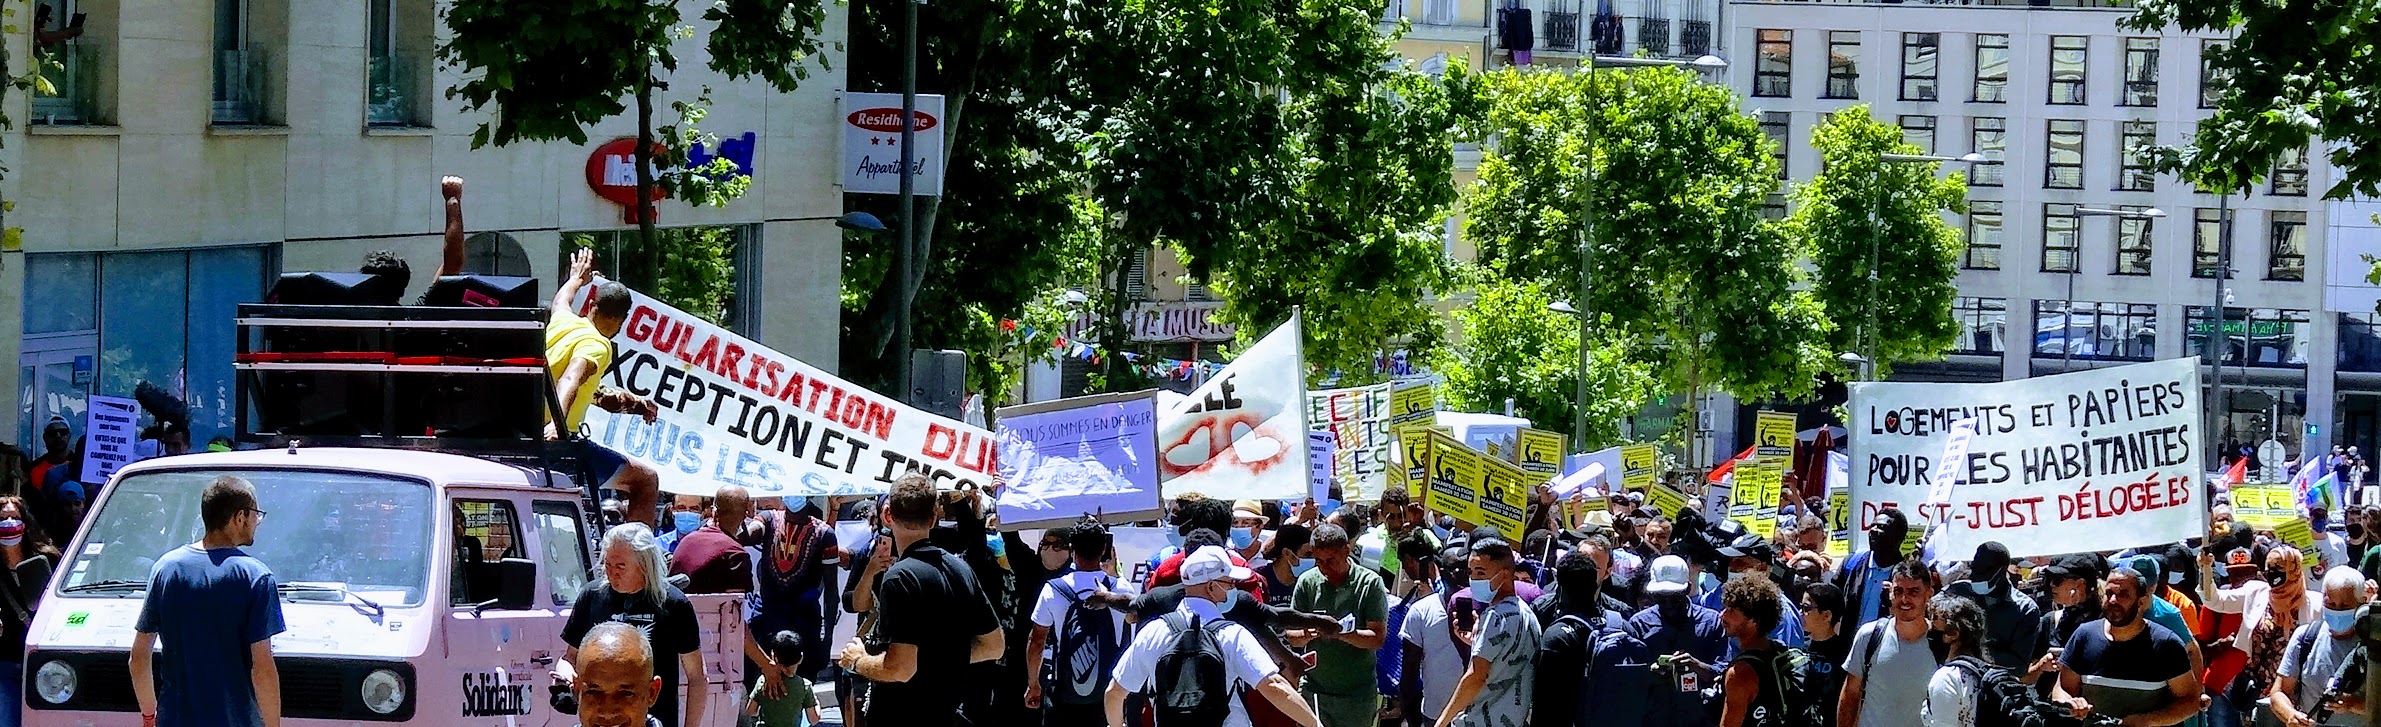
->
[747,630,822,727]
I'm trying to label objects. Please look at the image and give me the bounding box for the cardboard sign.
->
[1423,429,1485,527]
[1309,431,1336,503]
[1158,314,1309,501]
[1754,410,1797,464]
[80,395,140,485]
[1849,358,2205,557]
[1645,483,1692,521]
[1515,428,1567,479]
[994,391,1165,529]
[1621,444,1659,492]
[1308,382,1393,503]
[1390,384,1437,429]
[585,282,996,496]
[1398,425,1433,495]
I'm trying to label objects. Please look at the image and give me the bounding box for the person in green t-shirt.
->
[746,631,820,727]
[1290,523,1392,727]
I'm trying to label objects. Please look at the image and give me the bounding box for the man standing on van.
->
[548,247,665,527]
[129,475,287,727]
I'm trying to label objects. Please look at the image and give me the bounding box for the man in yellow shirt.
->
[549,247,664,527]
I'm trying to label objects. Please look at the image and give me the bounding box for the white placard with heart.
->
[1156,313,1311,501]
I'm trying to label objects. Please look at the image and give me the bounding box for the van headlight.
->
[33,659,77,704]
[361,668,406,715]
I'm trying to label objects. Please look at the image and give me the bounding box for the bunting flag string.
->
[998,318,1227,381]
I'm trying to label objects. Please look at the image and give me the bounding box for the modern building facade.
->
[1723,0,2343,463]
[3,0,850,447]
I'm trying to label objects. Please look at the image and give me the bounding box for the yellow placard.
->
[1477,456,1533,541]
[1621,443,1658,492]
[2275,519,2316,552]
[1732,461,1776,516]
[1397,425,1433,494]
[2232,487,2268,525]
[1755,410,1797,464]
[1390,384,1437,428]
[1645,483,1691,519]
[1516,428,1566,479]
[1829,490,1851,540]
[1423,429,1485,527]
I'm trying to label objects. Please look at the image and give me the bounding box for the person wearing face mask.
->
[1691,534,1805,661]
[1288,524,1392,727]
[747,496,842,686]
[1837,557,1940,727]
[1398,546,1475,727]
[658,495,706,553]
[2265,566,2372,727]
[2234,548,2323,723]
[1945,541,2044,671]
[1234,500,1271,561]
[1631,555,1726,727]
[0,495,58,724]
[2309,508,2352,578]
[1431,538,1540,727]
[1261,524,1316,608]
[1920,593,1991,727]
[1104,546,1327,727]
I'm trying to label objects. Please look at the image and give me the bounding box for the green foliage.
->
[566,227,738,324]
[1434,279,1660,450]
[440,0,679,148]
[1466,66,1830,405]
[1789,106,1968,375]
[704,0,836,93]
[2122,0,2381,198]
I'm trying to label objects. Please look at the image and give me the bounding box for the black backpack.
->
[1945,655,2072,727]
[1047,574,1125,706]
[1733,646,1829,727]
[1552,613,1655,727]
[1152,612,1238,727]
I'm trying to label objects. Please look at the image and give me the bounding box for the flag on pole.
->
[1705,446,1760,484]
[2291,452,2328,509]
[2219,458,2247,490]
[2307,472,2338,511]
[1155,312,1310,501]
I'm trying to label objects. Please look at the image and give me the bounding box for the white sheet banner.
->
[583,281,997,497]
[1308,382,1393,503]
[1158,314,1309,501]
[1849,357,2205,558]
[994,392,1165,529]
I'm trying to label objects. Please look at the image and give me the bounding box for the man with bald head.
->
[574,622,665,727]
[670,486,754,594]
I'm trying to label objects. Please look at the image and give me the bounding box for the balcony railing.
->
[367,54,415,126]
[1544,0,1581,51]
[32,39,101,125]
[213,47,271,125]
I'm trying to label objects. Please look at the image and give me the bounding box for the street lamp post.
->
[1569,53,1725,455]
[2066,207,2167,373]
[1856,152,1984,382]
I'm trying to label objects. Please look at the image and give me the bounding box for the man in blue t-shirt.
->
[131,475,288,727]
[2054,566,2204,726]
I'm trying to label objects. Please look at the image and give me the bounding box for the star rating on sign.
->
[868,136,901,147]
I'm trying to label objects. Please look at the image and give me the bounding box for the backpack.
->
[1048,574,1125,706]
[1152,612,1238,727]
[1945,655,2070,727]
[1555,612,1655,727]
[1732,646,1828,727]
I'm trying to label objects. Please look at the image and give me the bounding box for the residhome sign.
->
[1068,301,1239,342]
[842,92,945,196]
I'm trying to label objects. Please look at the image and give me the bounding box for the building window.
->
[1965,200,2002,270]
[1423,0,1453,24]
[1899,115,1936,155]
[2200,39,2228,109]
[2194,207,2231,278]
[2048,35,2087,105]
[1825,31,1859,100]
[1900,32,1938,101]
[1125,247,1152,299]
[2114,204,2155,275]
[2043,203,2080,273]
[366,0,433,127]
[2034,301,2159,362]
[1760,111,1789,179]
[2188,307,2311,367]
[2268,210,2306,281]
[213,0,264,124]
[30,0,108,125]
[2045,119,2084,190]
[1972,33,2008,103]
[1953,297,2007,355]
[2339,314,2381,373]
[1969,117,2005,187]
[2121,38,2159,106]
[2272,147,2309,196]
[1755,29,1792,98]
[17,247,273,443]
[1762,194,1787,221]
[2119,121,2156,192]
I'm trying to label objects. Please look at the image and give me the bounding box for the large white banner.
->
[582,282,996,496]
[1158,314,1309,501]
[1849,357,2206,558]
[994,392,1165,529]
[1308,382,1393,504]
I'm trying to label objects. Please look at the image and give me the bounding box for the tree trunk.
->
[635,68,660,288]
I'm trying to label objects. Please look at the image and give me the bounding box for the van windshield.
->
[61,468,434,606]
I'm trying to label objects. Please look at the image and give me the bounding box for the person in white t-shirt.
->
[1107,546,1323,727]
[1398,545,1472,727]
[1027,523,1135,726]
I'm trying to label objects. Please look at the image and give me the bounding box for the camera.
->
[550,682,577,714]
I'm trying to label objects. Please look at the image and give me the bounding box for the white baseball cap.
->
[1181,546,1254,587]
[1645,554,1692,594]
